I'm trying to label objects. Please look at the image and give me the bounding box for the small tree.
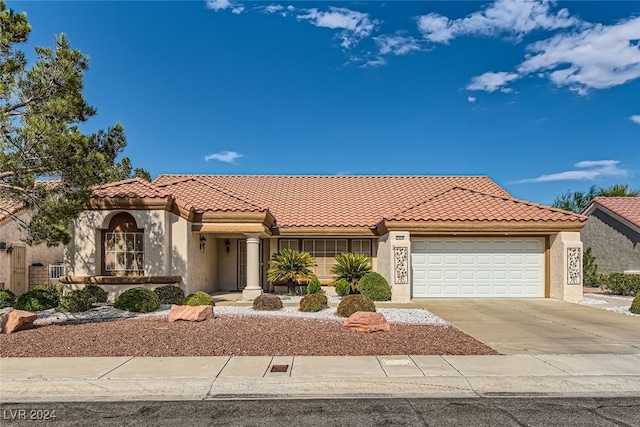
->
[267,249,316,295]
[583,247,599,287]
[330,252,372,293]
[552,184,640,213]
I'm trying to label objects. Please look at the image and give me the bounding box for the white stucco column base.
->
[242,234,263,301]
[549,231,583,303]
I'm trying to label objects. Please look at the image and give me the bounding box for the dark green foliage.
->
[252,293,283,311]
[299,294,328,312]
[14,287,59,311]
[334,279,351,297]
[33,284,62,299]
[0,289,16,308]
[630,294,640,315]
[183,291,215,306]
[154,285,185,305]
[82,284,108,303]
[552,184,640,213]
[330,252,372,291]
[600,273,640,296]
[56,289,94,313]
[306,276,322,294]
[357,272,391,301]
[267,249,316,295]
[336,294,376,318]
[113,287,160,313]
[582,248,599,287]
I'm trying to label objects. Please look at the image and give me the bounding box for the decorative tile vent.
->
[567,247,581,285]
[394,247,408,284]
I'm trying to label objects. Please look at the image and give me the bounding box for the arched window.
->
[103,213,144,276]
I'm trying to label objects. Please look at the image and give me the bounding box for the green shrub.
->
[306,277,322,294]
[253,293,283,311]
[357,272,391,301]
[631,294,640,315]
[582,248,599,287]
[299,294,328,312]
[183,291,215,306]
[334,279,351,297]
[57,289,95,313]
[82,284,108,303]
[0,289,16,309]
[33,284,62,300]
[330,252,372,291]
[600,273,640,296]
[154,285,185,305]
[336,294,376,318]
[114,287,160,313]
[14,288,60,311]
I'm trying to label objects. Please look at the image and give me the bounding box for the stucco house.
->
[0,197,65,295]
[63,175,587,302]
[581,197,640,274]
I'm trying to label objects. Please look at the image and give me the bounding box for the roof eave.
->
[382,219,586,233]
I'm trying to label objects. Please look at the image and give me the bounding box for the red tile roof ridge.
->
[154,173,495,178]
[387,187,587,222]
[93,177,167,196]
[157,176,268,212]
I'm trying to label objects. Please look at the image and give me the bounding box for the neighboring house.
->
[581,197,640,275]
[0,197,65,295]
[64,175,587,302]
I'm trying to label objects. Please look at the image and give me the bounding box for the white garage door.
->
[411,238,544,298]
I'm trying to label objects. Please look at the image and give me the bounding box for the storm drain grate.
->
[270,364,289,373]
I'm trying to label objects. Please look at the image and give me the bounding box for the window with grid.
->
[278,239,299,251]
[351,239,372,256]
[302,239,348,278]
[104,232,144,273]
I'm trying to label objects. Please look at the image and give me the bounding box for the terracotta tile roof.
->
[0,197,25,223]
[388,187,586,223]
[590,197,640,228]
[92,178,169,200]
[152,175,547,227]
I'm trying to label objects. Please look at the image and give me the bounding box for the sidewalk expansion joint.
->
[97,356,136,379]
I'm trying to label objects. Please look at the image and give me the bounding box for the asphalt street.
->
[2,397,639,426]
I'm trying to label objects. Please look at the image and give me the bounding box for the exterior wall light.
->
[199,235,207,252]
[225,239,231,253]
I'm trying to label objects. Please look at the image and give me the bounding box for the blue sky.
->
[10,0,640,205]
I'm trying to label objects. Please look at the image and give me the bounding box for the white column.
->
[242,233,263,300]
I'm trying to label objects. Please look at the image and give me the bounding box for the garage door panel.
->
[412,238,544,298]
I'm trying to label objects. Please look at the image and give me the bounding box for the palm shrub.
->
[114,287,160,313]
[330,252,371,293]
[583,248,599,287]
[336,294,376,317]
[154,285,185,305]
[184,291,215,306]
[83,284,108,303]
[334,279,351,297]
[306,276,322,294]
[357,272,391,301]
[0,289,16,308]
[267,249,316,295]
[299,294,328,312]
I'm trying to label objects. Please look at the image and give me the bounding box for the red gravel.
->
[0,315,497,357]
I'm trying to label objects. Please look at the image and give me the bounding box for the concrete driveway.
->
[413,299,640,355]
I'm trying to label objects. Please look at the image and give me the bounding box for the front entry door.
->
[237,239,264,291]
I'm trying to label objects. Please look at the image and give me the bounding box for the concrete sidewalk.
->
[2,354,640,402]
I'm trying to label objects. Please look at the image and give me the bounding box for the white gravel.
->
[578,298,608,305]
[600,306,640,317]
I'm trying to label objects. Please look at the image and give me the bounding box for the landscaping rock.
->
[343,311,390,333]
[0,309,38,334]
[168,305,213,322]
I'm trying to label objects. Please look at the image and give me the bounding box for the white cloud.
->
[630,115,640,125]
[204,151,243,164]
[206,0,244,14]
[517,17,640,94]
[297,7,379,49]
[517,160,627,183]
[467,96,477,103]
[467,71,520,92]
[418,0,580,43]
[374,34,422,56]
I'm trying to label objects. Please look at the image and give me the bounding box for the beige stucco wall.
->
[216,238,239,291]
[0,211,64,290]
[549,231,583,302]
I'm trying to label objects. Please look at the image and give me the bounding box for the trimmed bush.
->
[14,287,60,311]
[114,287,160,313]
[0,289,16,309]
[154,285,185,305]
[253,293,283,311]
[183,291,215,306]
[334,279,351,297]
[57,289,95,313]
[600,273,640,296]
[583,248,599,287]
[83,284,108,303]
[299,294,328,312]
[631,294,640,315]
[336,294,376,318]
[357,272,391,301]
[33,284,62,299]
[306,277,322,295]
